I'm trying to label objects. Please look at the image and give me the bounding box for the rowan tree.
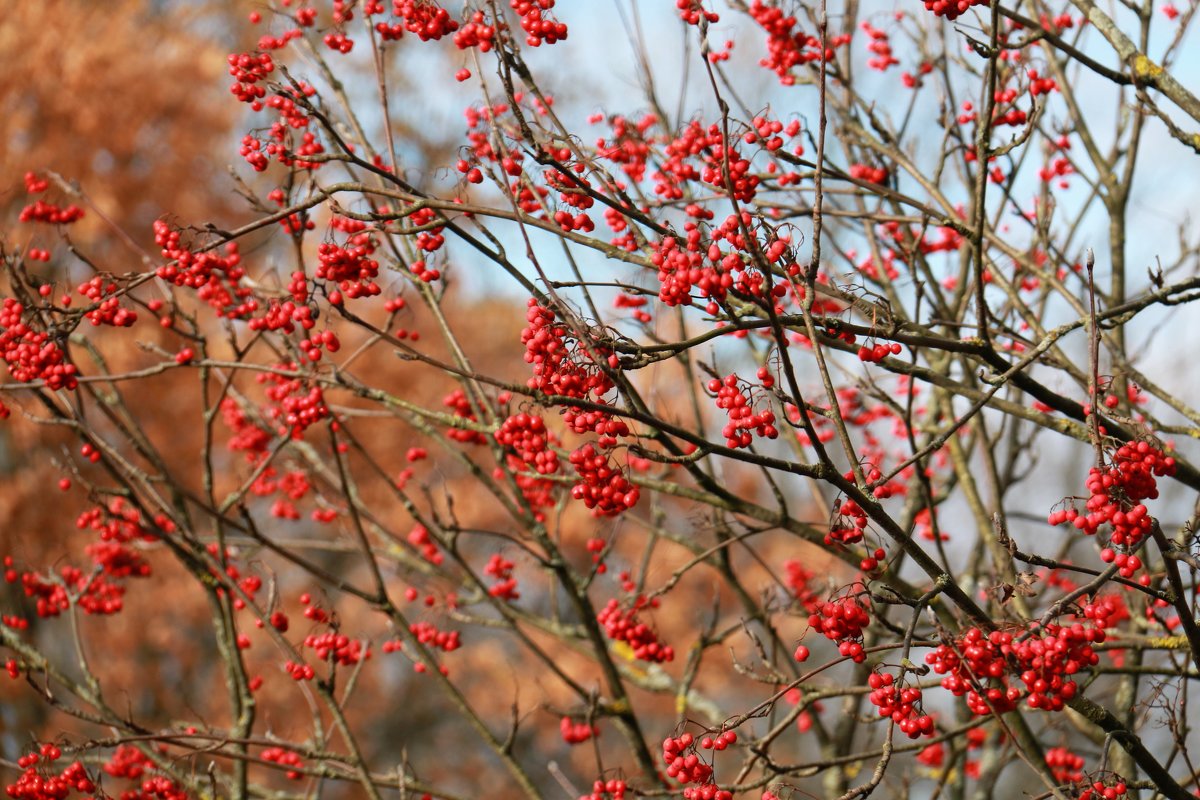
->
[4,2,1200,800]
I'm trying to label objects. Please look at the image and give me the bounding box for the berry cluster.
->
[408,620,462,652]
[560,716,599,744]
[867,672,934,739]
[385,0,460,42]
[259,366,329,439]
[228,51,274,107]
[407,524,443,565]
[783,560,823,611]
[452,10,496,50]
[303,632,369,666]
[103,745,153,780]
[284,659,316,681]
[443,389,488,445]
[700,730,737,751]
[0,299,77,389]
[495,413,560,474]
[598,596,674,662]
[661,733,713,785]
[825,497,869,546]
[260,747,305,780]
[1045,747,1086,784]
[153,221,253,318]
[748,0,848,84]
[579,779,627,800]
[921,0,988,20]
[6,746,94,800]
[651,231,731,308]
[677,0,720,25]
[927,624,1102,715]
[483,553,520,600]
[808,594,871,662]
[1048,441,1175,552]
[511,1,567,46]
[18,200,85,225]
[708,375,779,449]
[521,300,614,400]
[569,443,640,516]
[316,239,381,299]
[11,564,128,617]
[1077,778,1128,800]
[76,276,137,327]
[849,163,889,185]
[857,340,902,363]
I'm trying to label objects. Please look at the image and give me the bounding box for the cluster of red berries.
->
[783,560,822,613]
[0,299,77,390]
[299,330,341,363]
[521,300,614,400]
[699,730,737,751]
[579,779,627,800]
[922,0,988,20]
[323,31,354,53]
[861,22,899,71]
[408,620,462,652]
[250,300,316,336]
[867,672,934,738]
[651,231,732,308]
[677,0,720,25]
[825,497,869,546]
[1048,441,1175,552]
[18,200,85,225]
[598,596,674,662]
[259,367,329,439]
[709,375,779,449]
[303,632,369,666]
[661,733,713,785]
[153,222,253,318]
[483,553,520,600]
[749,0,846,85]
[123,775,190,800]
[927,624,1101,715]
[284,660,316,681]
[1081,593,1130,630]
[569,443,640,516]
[227,51,274,109]
[12,565,127,618]
[443,389,488,445]
[511,0,567,46]
[1045,746,1086,784]
[260,747,305,780]
[849,163,890,185]
[808,594,871,662]
[103,745,152,780]
[1076,777,1128,800]
[857,340,903,363]
[85,541,151,579]
[452,10,496,50]
[699,140,759,203]
[76,276,137,328]
[563,404,630,440]
[6,746,94,800]
[381,0,459,41]
[408,524,444,565]
[560,717,599,744]
[495,413,560,474]
[316,240,381,299]
[74,499,161,546]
